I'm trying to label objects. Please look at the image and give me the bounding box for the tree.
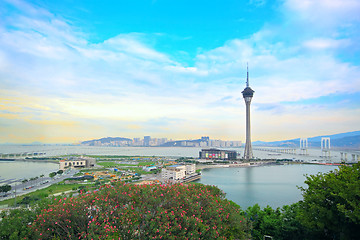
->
[246,204,282,240]
[0,184,11,193]
[57,170,63,175]
[298,163,360,240]
[245,203,310,240]
[49,172,57,178]
[0,208,37,240]
[20,196,40,205]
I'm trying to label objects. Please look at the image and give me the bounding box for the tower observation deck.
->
[242,64,254,160]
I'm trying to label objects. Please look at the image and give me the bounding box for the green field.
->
[97,161,157,168]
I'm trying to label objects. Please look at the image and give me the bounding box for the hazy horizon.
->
[1,0,360,144]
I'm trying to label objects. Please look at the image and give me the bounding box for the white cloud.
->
[284,0,360,28]
[303,38,350,50]
[1,0,359,143]
[102,34,172,63]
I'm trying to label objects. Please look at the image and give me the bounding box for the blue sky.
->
[0,0,359,143]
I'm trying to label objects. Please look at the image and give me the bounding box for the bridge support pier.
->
[321,137,331,158]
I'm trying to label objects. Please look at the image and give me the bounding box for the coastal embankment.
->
[197,161,277,170]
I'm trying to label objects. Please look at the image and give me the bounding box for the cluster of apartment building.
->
[133,136,170,146]
[86,137,170,147]
[82,136,241,148]
[180,139,242,147]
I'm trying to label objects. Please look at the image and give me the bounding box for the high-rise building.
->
[143,136,151,146]
[242,64,254,160]
[201,136,210,142]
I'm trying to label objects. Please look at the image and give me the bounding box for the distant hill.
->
[81,137,132,146]
[253,131,360,149]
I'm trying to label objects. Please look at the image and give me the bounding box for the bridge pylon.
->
[299,138,308,155]
[321,137,331,159]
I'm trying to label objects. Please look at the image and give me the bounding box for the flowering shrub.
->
[31,182,250,239]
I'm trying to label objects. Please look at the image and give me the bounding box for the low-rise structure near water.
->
[199,148,237,160]
[59,156,96,170]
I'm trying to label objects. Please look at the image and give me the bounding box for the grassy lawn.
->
[79,168,108,173]
[97,166,153,175]
[97,161,157,168]
[96,162,121,168]
[89,155,149,159]
[137,161,157,166]
[132,167,154,175]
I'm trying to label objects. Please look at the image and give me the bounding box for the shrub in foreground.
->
[30,183,250,239]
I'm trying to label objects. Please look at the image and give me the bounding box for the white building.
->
[184,164,196,174]
[161,164,196,180]
[59,157,96,170]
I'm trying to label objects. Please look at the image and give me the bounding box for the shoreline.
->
[197,161,278,170]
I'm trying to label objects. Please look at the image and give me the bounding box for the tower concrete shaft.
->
[242,64,254,160]
[244,99,253,160]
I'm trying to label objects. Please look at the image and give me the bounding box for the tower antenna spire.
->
[246,62,249,87]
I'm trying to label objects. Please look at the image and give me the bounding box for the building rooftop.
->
[168,164,183,168]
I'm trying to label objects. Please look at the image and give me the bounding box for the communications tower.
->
[242,64,254,160]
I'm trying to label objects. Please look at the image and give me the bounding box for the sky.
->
[0,0,359,144]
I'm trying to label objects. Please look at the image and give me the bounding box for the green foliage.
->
[94,180,101,187]
[0,184,11,193]
[19,195,42,205]
[97,161,157,168]
[0,208,37,240]
[137,161,157,166]
[245,203,309,240]
[279,203,310,239]
[49,172,57,178]
[246,204,282,239]
[97,162,118,167]
[298,163,360,240]
[29,183,250,239]
[57,170,63,174]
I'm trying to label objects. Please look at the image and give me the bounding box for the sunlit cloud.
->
[0,0,359,143]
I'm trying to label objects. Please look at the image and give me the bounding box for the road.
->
[0,168,79,202]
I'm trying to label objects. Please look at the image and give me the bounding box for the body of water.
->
[0,145,354,162]
[0,161,58,184]
[196,164,338,209]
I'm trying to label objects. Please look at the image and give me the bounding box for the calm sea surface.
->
[0,145,350,161]
[196,164,338,209]
[0,161,58,183]
[0,146,340,208]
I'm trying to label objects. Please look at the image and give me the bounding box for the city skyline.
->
[80,135,242,148]
[1,0,360,144]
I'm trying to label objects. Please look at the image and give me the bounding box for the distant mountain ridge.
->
[81,137,132,146]
[253,131,360,149]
